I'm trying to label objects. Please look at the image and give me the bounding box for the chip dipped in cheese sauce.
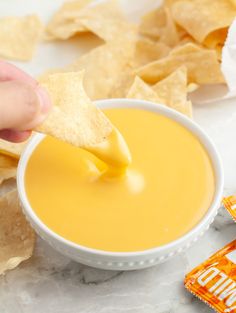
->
[25,108,215,252]
[84,127,132,178]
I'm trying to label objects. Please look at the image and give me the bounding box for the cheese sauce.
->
[25,108,215,252]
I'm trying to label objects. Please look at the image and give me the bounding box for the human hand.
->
[0,61,51,142]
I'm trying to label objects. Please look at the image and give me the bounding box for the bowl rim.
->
[17,99,224,257]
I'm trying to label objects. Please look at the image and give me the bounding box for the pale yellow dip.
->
[25,108,215,252]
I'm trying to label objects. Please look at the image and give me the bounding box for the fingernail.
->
[35,86,52,114]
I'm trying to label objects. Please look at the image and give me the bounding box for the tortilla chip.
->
[0,189,35,275]
[37,71,112,148]
[64,41,135,99]
[46,0,91,40]
[132,38,171,67]
[139,7,179,47]
[76,0,137,42]
[0,155,17,185]
[0,139,27,159]
[127,76,163,104]
[230,0,236,6]
[171,0,236,46]
[152,66,192,117]
[126,72,192,117]
[137,43,225,85]
[0,15,43,61]
[108,66,135,98]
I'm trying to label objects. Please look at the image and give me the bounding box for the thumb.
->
[0,80,50,131]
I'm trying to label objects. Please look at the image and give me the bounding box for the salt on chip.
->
[0,139,27,159]
[46,0,91,40]
[137,43,225,85]
[139,7,179,47]
[76,0,137,42]
[152,66,192,117]
[0,189,35,275]
[0,15,43,61]
[37,71,113,148]
[64,41,135,99]
[0,155,17,185]
[171,0,236,46]
[132,38,170,67]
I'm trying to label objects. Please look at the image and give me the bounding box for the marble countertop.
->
[1,1,236,312]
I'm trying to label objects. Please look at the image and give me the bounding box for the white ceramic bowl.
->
[17,99,224,271]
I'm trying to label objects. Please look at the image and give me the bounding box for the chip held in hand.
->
[37,71,113,148]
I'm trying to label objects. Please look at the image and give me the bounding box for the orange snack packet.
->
[185,240,236,313]
[223,195,236,222]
